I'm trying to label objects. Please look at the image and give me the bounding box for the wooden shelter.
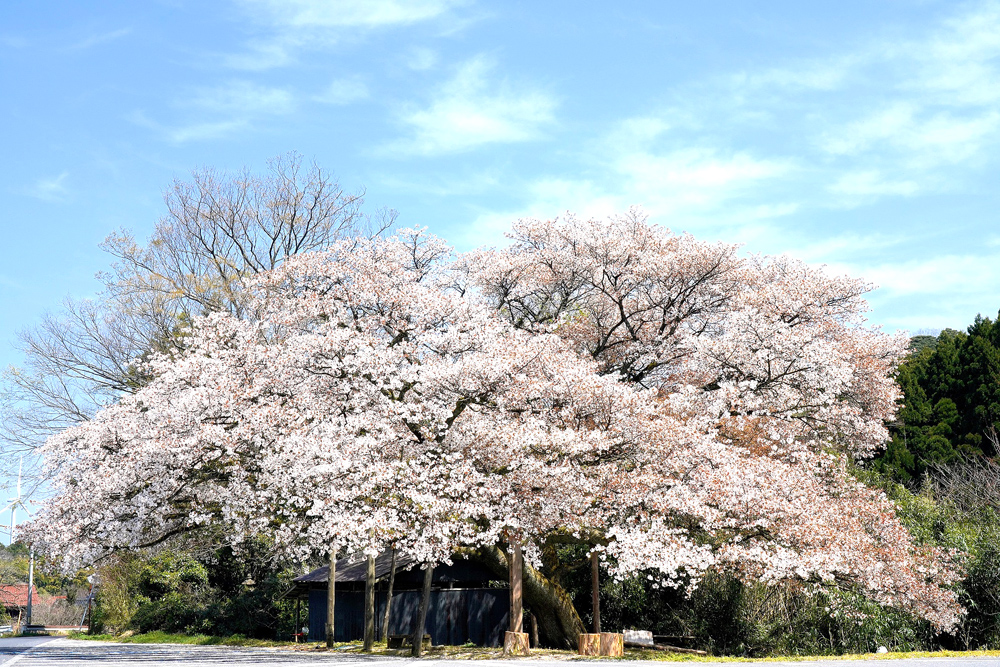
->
[286,551,509,646]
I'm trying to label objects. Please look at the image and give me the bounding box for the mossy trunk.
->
[473,546,585,649]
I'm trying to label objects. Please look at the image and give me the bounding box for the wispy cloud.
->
[237,0,464,29]
[385,57,556,156]
[828,170,919,198]
[184,80,295,115]
[127,111,250,144]
[821,103,1000,167]
[24,172,69,201]
[67,28,131,51]
[407,47,438,71]
[0,273,23,290]
[0,35,28,48]
[227,0,465,70]
[129,80,295,143]
[313,78,369,105]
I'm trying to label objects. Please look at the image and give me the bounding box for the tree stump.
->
[504,631,530,656]
[599,632,624,657]
[578,633,601,656]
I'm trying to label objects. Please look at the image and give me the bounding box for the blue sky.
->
[2,0,1000,383]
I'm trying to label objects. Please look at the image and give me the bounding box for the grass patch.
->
[63,634,1000,661]
[66,630,299,648]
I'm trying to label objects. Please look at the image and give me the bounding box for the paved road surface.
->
[0,639,998,666]
[0,637,60,665]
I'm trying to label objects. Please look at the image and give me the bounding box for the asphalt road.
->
[0,639,998,666]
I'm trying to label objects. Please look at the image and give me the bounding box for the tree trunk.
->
[411,563,434,657]
[363,554,375,651]
[591,550,601,633]
[473,545,585,649]
[325,546,337,648]
[381,548,397,641]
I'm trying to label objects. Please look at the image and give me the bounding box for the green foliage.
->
[91,539,303,639]
[874,319,1000,483]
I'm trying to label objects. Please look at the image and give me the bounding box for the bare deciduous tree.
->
[1,153,394,479]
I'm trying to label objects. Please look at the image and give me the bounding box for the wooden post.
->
[411,563,434,657]
[363,554,376,652]
[591,550,601,633]
[510,542,523,633]
[294,598,301,642]
[381,548,397,641]
[325,546,337,648]
[503,541,529,656]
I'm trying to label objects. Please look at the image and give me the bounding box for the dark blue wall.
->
[307,588,509,646]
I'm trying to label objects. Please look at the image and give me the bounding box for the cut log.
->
[624,640,708,656]
[578,633,600,656]
[599,632,623,657]
[504,631,530,656]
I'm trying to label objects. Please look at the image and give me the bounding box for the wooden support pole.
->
[509,542,523,633]
[503,541,529,656]
[363,554,376,652]
[294,598,301,642]
[381,548,397,641]
[591,550,601,633]
[411,563,434,657]
[325,546,337,648]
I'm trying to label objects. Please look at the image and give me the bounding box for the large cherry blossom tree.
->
[28,215,963,647]
[465,210,962,632]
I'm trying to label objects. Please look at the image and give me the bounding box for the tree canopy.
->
[27,212,963,634]
[876,319,1000,482]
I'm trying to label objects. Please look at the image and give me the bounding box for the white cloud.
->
[237,0,463,29]
[734,55,858,92]
[386,57,556,156]
[828,170,919,197]
[314,78,369,105]
[859,253,1000,298]
[0,35,28,48]
[224,42,296,71]
[407,47,438,71]
[228,0,464,69]
[68,28,131,51]
[617,149,789,194]
[128,81,294,144]
[167,120,251,143]
[185,81,295,115]
[126,111,250,144]
[822,104,1000,166]
[24,172,69,201]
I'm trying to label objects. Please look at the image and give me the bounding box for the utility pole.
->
[26,547,34,627]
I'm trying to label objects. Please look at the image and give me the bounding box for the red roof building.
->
[0,584,38,612]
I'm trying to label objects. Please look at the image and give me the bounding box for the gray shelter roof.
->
[294,550,416,584]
